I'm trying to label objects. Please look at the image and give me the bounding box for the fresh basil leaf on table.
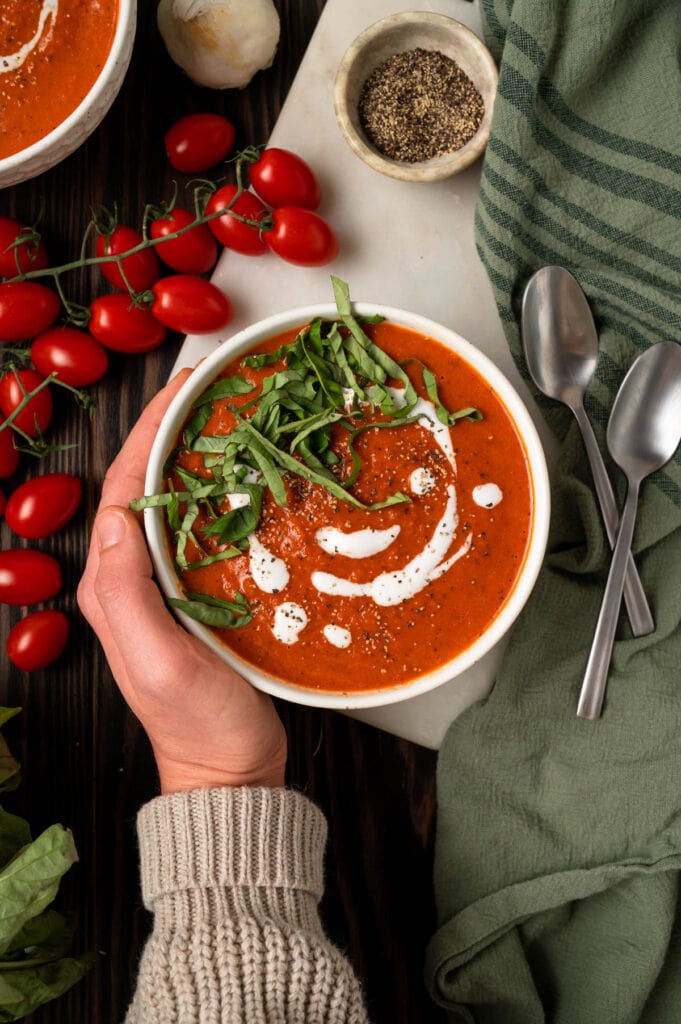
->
[0,710,93,1021]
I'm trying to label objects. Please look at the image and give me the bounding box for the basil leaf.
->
[169,591,252,629]
[422,366,452,425]
[0,824,78,957]
[166,486,181,532]
[175,501,200,570]
[0,948,94,1017]
[183,547,242,569]
[0,713,92,1016]
[130,492,177,511]
[200,484,264,544]
[182,403,212,447]
[191,434,235,455]
[4,907,75,962]
[232,427,288,506]
[243,340,295,367]
[192,375,254,406]
[450,406,484,423]
[331,275,352,316]
[0,809,30,870]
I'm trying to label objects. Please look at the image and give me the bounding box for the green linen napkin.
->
[425,1,681,1021]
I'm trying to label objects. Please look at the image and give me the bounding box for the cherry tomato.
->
[205,186,269,255]
[95,226,160,293]
[31,326,109,386]
[5,473,82,539]
[248,148,321,210]
[264,207,339,267]
[0,217,48,277]
[0,549,62,605]
[0,369,53,437]
[0,429,20,479]
[7,610,69,670]
[0,282,61,342]
[165,113,235,173]
[150,207,218,274]
[150,276,233,334]
[89,295,167,353]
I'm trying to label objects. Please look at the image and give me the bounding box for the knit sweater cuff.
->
[136,786,327,910]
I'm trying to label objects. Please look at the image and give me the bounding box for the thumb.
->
[93,506,178,660]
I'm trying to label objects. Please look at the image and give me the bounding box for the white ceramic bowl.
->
[0,0,137,189]
[334,12,498,182]
[143,303,550,710]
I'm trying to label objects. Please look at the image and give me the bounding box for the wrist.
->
[154,750,287,794]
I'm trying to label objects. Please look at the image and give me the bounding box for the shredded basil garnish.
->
[134,277,483,628]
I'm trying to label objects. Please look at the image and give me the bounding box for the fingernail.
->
[96,510,127,550]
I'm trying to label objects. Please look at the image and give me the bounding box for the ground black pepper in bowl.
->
[358,48,485,163]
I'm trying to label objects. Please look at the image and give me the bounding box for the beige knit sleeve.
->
[124,786,369,1024]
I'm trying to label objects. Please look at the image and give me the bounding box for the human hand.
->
[78,372,287,794]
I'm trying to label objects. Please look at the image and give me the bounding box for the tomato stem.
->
[0,369,52,436]
[0,370,94,446]
[2,168,254,292]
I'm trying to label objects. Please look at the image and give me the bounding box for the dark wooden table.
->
[0,4,444,1022]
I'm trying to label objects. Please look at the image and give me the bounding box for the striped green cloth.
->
[425,2,681,1021]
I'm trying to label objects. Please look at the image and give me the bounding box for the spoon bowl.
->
[522,265,598,407]
[608,343,681,478]
[577,341,681,719]
[522,266,653,637]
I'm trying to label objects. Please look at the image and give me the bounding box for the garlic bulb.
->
[157,0,281,90]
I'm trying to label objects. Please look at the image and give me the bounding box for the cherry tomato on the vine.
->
[31,326,109,386]
[150,207,218,274]
[150,276,233,334]
[0,217,48,278]
[264,207,339,267]
[0,549,62,606]
[205,186,269,256]
[0,368,53,437]
[96,225,160,293]
[5,473,82,539]
[165,113,235,173]
[0,429,20,479]
[248,148,321,210]
[7,610,69,670]
[0,282,60,342]
[89,295,167,353]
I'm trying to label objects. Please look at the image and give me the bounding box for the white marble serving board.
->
[172,0,558,748]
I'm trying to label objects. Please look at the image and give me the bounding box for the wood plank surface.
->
[0,3,445,1021]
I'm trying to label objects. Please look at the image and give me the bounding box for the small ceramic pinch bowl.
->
[0,0,137,189]
[143,302,550,711]
[334,11,498,182]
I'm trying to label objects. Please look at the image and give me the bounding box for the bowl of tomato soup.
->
[0,0,135,188]
[140,289,550,709]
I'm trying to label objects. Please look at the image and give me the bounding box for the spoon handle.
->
[577,480,640,719]
[573,405,654,638]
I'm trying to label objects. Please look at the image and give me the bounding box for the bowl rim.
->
[0,0,135,174]
[333,11,499,182]
[143,302,550,710]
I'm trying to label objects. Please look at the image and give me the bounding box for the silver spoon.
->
[577,341,681,720]
[522,266,654,638]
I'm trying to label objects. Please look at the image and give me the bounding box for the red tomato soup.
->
[164,320,534,694]
[0,0,119,159]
